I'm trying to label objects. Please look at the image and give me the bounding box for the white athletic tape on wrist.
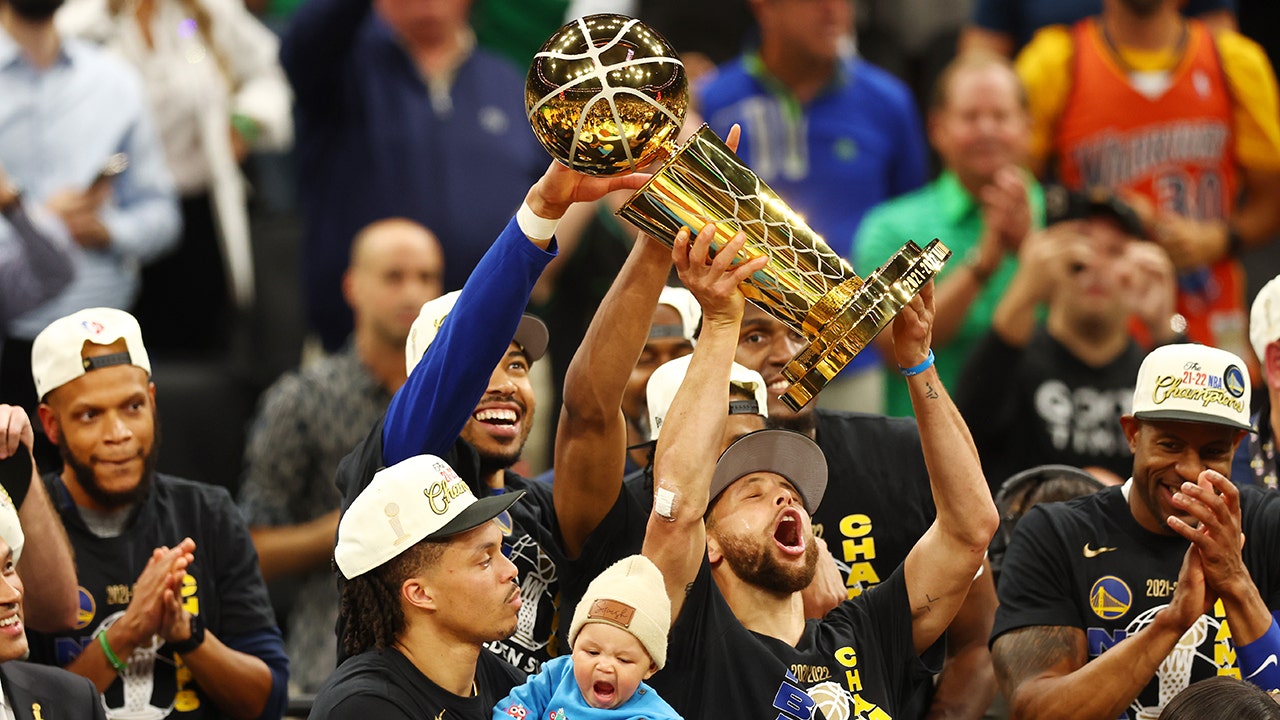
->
[517,201,560,240]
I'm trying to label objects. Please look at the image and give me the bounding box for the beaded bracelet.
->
[899,349,935,377]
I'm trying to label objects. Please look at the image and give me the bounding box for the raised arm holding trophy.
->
[526,14,951,409]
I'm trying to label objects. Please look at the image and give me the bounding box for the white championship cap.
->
[646,354,768,442]
[31,308,151,400]
[1250,275,1280,368]
[654,286,701,344]
[1131,343,1252,432]
[335,454,524,579]
[0,477,22,563]
[405,291,549,376]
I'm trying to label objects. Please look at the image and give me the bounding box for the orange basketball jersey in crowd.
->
[1056,18,1248,359]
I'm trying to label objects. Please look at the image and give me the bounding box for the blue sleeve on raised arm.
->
[382,216,557,464]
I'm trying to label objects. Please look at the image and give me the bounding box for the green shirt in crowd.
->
[853,170,1044,417]
[472,0,569,68]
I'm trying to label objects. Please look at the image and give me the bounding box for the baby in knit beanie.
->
[494,555,683,720]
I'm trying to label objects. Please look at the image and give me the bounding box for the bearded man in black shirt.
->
[28,308,287,720]
[992,343,1280,719]
[734,299,1000,718]
[640,227,999,720]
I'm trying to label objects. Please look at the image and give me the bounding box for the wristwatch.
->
[167,614,205,655]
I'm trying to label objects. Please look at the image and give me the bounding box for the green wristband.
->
[98,629,127,672]
[230,113,260,146]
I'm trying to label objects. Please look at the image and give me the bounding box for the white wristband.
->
[516,201,560,240]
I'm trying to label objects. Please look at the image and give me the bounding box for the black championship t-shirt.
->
[653,560,934,720]
[811,410,938,718]
[336,418,568,674]
[309,647,522,720]
[487,472,567,672]
[993,484,1280,719]
[554,464,652,647]
[812,410,935,600]
[561,412,938,607]
[29,474,278,719]
[556,413,939,665]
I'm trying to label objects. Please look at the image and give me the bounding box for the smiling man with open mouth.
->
[992,342,1280,719]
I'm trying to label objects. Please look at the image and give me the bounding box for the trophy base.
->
[779,239,952,411]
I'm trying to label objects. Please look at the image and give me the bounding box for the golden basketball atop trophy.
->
[526,14,689,176]
[527,17,951,410]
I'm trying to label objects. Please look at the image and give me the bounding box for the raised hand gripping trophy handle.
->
[528,15,950,410]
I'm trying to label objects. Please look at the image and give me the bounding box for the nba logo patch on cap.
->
[31,308,151,400]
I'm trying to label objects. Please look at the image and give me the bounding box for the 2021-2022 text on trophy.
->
[526,14,950,410]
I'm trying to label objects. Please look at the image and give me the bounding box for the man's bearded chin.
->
[475,428,530,477]
[473,406,534,477]
[477,445,523,477]
[714,527,820,596]
[60,425,161,511]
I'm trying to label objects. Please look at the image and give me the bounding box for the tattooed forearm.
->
[914,593,941,615]
[992,626,1086,701]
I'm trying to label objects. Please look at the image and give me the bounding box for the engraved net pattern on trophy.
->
[621,128,855,331]
[527,14,953,409]
[786,243,951,378]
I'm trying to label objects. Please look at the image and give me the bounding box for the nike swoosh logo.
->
[1246,654,1278,680]
[1083,543,1117,558]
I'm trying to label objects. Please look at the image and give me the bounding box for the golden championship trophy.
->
[527,15,951,410]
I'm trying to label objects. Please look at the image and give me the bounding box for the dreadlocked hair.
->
[340,538,447,657]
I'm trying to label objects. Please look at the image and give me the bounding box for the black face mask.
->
[6,0,64,22]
